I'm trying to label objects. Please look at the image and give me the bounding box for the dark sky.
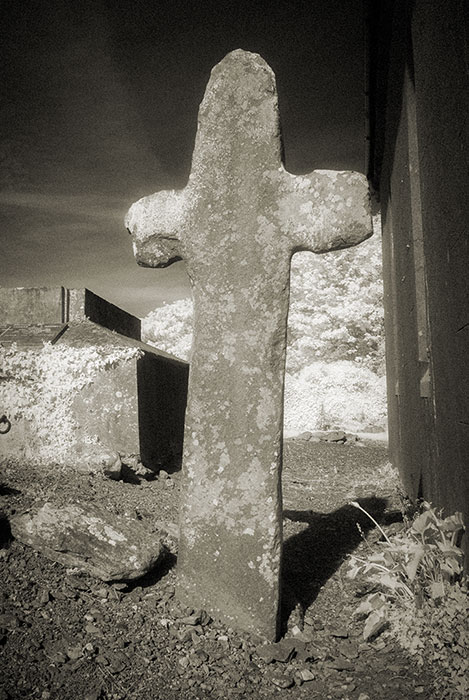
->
[1,0,366,317]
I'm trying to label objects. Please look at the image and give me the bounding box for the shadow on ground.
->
[0,514,12,547]
[280,496,401,632]
[123,551,178,591]
[120,464,159,485]
[0,484,20,496]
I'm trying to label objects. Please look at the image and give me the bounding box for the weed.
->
[347,501,468,699]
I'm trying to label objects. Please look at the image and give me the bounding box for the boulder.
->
[99,451,123,480]
[320,430,347,443]
[10,502,166,581]
[69,446,123,480]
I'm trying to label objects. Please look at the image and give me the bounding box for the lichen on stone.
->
[125,49,372,640]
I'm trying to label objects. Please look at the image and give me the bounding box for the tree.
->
[142,298,193,361]
[287,215,384,374]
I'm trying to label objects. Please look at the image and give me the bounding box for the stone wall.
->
[69,289,141,341]
[0,287,66,325]
[0,286,141,341]
[0,288,188,472]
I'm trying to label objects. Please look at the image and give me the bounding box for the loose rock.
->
[0,613,19,631]
[297,668,315,682]
[327,656,354,671]
[10,502,166,581]
[179,609,211,626]
[320,431,347,443]
[269,673,295,689]
[329,626,349,638]
[256,639,296,663]
[72,447,123,480]
[338,639,359,659]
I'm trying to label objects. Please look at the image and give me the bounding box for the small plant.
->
[347,501,468,698]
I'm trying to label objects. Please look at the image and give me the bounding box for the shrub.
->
[348,502,468,699]
[288,216,384,375]
[142,298,193,361]
[284,361,387,433]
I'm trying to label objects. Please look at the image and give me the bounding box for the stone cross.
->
[126,50,372,640]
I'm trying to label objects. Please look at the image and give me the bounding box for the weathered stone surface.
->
[320,430,347,443]
[268,673,295,689]
[297,668,315,682]
[72,447,123,480]
[126,49,372,639]
[10,502,165,581]
[256,639,296,663]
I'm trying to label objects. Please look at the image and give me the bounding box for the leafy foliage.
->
[142,298,193,362]
[284,361,386,433]
[288,216,384,375]
[142,218,386,432]
[348,502,468,698]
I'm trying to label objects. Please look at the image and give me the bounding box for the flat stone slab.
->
[10,502,165,581]
[126,49,372,639]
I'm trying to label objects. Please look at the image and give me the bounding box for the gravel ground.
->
[0,439,439,699]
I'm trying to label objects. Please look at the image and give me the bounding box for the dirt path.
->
[0,440,438,699]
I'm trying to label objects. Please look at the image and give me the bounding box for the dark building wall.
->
[69,289,141,341]
[369,1,469,553]
[137,353,189,472]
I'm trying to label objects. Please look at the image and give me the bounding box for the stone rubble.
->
[292,430,361,444]
[0,433,440,699]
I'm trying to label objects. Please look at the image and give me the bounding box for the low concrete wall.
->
[0,340,188,472]
[70,360,140,458]
[1,287,187,472]
[0,287,65,325]
[0,287,141,342]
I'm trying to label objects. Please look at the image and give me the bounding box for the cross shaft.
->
[126,49,372,639]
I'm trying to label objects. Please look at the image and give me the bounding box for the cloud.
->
[0,190,127,222]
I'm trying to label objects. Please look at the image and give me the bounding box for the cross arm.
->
[125,189,190,268]
[278,169,372,254]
